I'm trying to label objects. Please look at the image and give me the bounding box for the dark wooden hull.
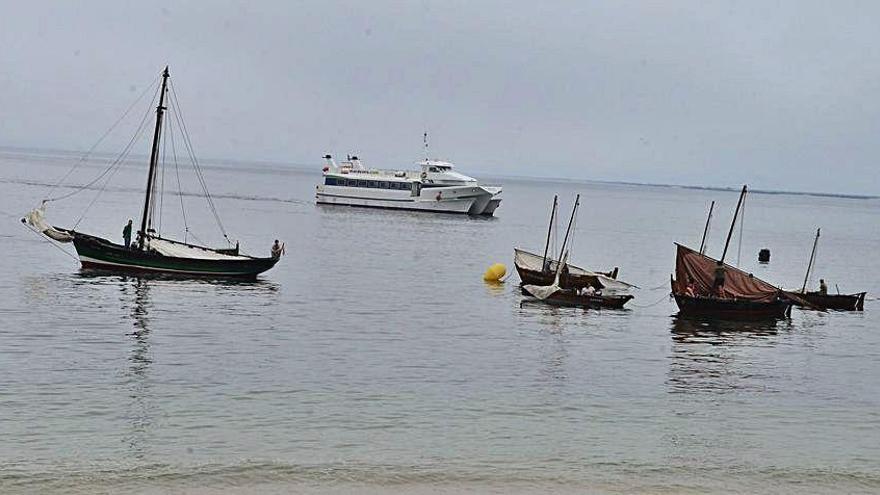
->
[794,292,866,311]
[72,233,278,279]
[673,293,792,320]
[515,266,596,289]
[522,288,633,309]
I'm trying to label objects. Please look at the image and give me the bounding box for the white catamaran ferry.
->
[315,155,502,215]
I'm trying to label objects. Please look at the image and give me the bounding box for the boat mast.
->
[541,195,558,269]
[801,228,821,293]
[699,200,715,255]
[719,185,747,265]
[138,66,170,249]
[558,194,581,261]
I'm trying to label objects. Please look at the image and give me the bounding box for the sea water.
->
[1,150,878,494]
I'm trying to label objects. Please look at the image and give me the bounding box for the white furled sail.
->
[24,202,73,243]
[145,237,249,260]
[523,252,568,300]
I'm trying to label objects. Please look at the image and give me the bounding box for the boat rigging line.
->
[168,112,190,243]
[541,195,558,269]
[167,78,231,244]
[699,200,714,255]
[45,76,161,203]
[801,228,821,293]
[720,185,747,265]
[19,221,80,263]
[558,194,581,262]
[73,88,160,229]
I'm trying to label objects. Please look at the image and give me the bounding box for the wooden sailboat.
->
[787,229,866,310]
[25,67,280,278]
[671,186,794,319]
[516,195,635,309]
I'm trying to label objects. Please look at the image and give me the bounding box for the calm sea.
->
[1,150,878,494]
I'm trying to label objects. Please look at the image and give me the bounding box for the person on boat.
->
[123,219,133,248]
[685,278,697,297]
[819,279,828,295]
[712,262,726,297]
[271,239,285,259]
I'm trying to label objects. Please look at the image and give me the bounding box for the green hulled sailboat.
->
[25,67,280,278]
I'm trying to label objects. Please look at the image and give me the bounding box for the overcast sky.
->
[1,1,878,195]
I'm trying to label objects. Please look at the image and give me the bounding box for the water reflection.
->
[666,317,785,394]
[121,276,153,460]
[483,280,506,296]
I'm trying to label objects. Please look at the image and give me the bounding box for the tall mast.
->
[558,194,580,261]
[138,66,170,249]
[699,200,715,255]
[801,228,821,293]
[541,195,558,269]
[720,185,747,265]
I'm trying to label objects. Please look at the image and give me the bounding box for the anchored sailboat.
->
[671,186,795,319]
[516,195,635,308]
[786,228,866,310]
[25,67,280,278]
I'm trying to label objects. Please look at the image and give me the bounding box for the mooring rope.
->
[631,293,672,309]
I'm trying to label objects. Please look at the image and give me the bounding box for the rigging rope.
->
[20,222,80,263]
[736,193,746,267]
[807,239,820,290]
[167,79,231,244]
[72,89,158,229]
[168,114,189,243]
[157,104,169,234]
[46,78,160,202]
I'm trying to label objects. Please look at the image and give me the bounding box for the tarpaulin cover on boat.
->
[674,244,779,302]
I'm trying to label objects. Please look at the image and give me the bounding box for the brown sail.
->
[673,244,780,303]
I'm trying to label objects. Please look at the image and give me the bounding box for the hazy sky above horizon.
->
[1,1,878,195]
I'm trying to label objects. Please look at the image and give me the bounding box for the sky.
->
[1,1,879,195]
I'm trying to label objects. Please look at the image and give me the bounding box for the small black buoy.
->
[758,248,771,263]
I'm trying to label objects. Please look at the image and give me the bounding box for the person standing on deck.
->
[712,261,726,297]
[819,279,828,295]
[123,219,133,249]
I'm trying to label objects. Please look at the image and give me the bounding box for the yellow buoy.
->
[483,263,507,282]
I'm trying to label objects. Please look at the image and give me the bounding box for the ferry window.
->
[429,167,438,172]
[357,180,367,187]
[380,181,389,189]
[324,177,335,186]
[368,181,378,188]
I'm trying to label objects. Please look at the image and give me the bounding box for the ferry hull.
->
[316,186,501,215]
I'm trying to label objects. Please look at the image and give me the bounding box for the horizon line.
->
[1,144,876,201]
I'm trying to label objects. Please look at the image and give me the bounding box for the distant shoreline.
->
[1,144,876,201]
